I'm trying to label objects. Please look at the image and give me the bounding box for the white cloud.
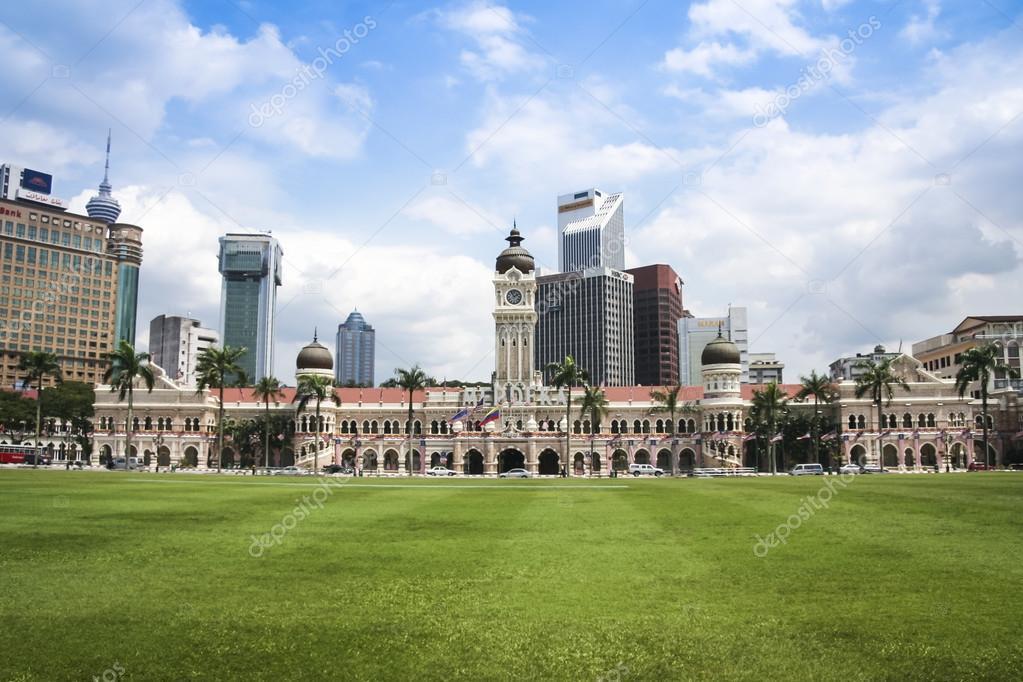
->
[900,0,944,45]
[437,1,546,81]
[403,193,504,236]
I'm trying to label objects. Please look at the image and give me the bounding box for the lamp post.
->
[153,433,165,472]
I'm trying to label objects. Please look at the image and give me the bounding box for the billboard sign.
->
[20,168,53,195]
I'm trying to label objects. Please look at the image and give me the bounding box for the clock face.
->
[505,289,523,305]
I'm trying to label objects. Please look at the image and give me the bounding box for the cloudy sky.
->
[1,0,1021,385]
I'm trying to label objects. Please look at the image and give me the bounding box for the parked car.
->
[839,463,865,474]
[789,463,825,476]
[23,452,53,466]
[107,457,143,470]
[274,466,307,476]
[968,461,992,471]
[861,465,887,474]
[628,463,664,477]
[322,464,354,475]
[426,466,457,477]
[499,468,531,478]
[1009,463,1023,471]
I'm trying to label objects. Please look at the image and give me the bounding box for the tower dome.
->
[495,224,535,274]
[702,328,740,366]
[85,130,121,225]
[296,330,333,376]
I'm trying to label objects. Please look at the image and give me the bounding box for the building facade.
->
[536,266,635,387]
[148,315,219,387]
[217,233,282,381]
[680,306,749,384]
[557,189,624,272]
[749,353,784,384]
[335,310,375,386]
[626,264,684,387]
[0,167,142,386]
[86,233,1023,474]
[829,344,900,382]
[912,316,1023,385]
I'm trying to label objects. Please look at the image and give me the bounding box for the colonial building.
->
[83,229,1023,474]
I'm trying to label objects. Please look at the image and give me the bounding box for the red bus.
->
[0,444,46,465]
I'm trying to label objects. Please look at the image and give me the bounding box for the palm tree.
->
[579,385,609,476]
[955,343,1019,469]
[252,376,285,469]
[650,384,691,474]
[18,351,61,468]
[796,370,837,465]
[751,382,789,475]
[103,341,155,469]
[294,374,339,473]
[395,365,428,476]
[195,345,247,472]
[546,356,590,476]
[854,358,909,472]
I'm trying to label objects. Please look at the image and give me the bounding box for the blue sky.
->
[1,0,1022,384]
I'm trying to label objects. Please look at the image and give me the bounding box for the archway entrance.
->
[612,449,628,472]
[573,452,586,474]
[591,453,602,474]
[634,449,650,465]
[157,446,171,468]
[341,449,356,467]
[850,444,867,467]
[384,449,399,471]
[882,444,899,468]
[362,451,378,471]
[182,446,198,467]
[680,448,696,471]
[538,449,559,475]
[656,449,672,473]
[920,443,937,469]
[498,448,525,474]
[465,449,484,476]
[950,442,967,469]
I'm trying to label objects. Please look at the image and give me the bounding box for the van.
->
[109,457,145,471]
[789,463,824,476]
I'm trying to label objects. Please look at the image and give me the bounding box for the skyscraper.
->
[0,164,142,386]
[626,264,684,386]
[217,233,282,381]
[149,315,220,387]
[557,188,624,272]
[85,131,121,225]
[335,309,375,386]
[535,267,635,387]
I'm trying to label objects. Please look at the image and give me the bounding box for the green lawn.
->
[1,470,1021,681]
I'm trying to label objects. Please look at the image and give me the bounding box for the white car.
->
[839,463,865,474]
[628,463,664,477]
[789,463,825,476]
[426,466,457,477]
[274,466,307,476]
[499,468,532,478]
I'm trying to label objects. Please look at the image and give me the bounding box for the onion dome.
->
[702,328,740,366]
[85,130,121,225]
[496,223,535,274]
[297,330,333,372]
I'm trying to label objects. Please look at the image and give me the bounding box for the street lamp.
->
[153,433,165,472]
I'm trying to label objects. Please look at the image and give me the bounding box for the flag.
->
[742,432,757,442]
[770,434,783,443]
[480,407,501,425]
[879,430,891,439]
[658,433,672,443]
[797,433,811,441]
[450,397,484,422]
[1013,431,1023,441]
[820,432,837,442]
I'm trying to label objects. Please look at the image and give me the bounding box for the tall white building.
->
[680,306,749,385]
[149,315,219,387]
[557,188,624,273]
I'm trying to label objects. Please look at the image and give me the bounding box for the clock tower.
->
[493,225,539,397]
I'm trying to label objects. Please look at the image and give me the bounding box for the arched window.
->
[633,420,641,434]
[917,414,926,428]
[516,420,523,430]
[165,418,173,431]
[849,415,856,429]
[687,419,696,433]
[887,414,897,429]
[157,418,164,431]
[903,413,912,428]
[144,416,152,430]
[726,414,734,431]
[132,417,140,431]
[642,420,650,434]
[611,420,620,434]
[857,415,866,429]
[371,420,379,434]
[383,421,392,435]
[927,414,935,428]
[716,414,725,432]
[573,420,582,434]
[341,421,349,434]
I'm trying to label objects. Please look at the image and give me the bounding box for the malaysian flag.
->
[742,432,757,442]
[797,433,811,441]
[770,434,783,443]
[820,431,837,442]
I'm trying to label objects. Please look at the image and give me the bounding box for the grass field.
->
[1,470,1022,681]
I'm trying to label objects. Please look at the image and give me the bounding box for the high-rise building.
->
[829,344,900,382]
[679,306,749,385]
[626,264,684,387]
[217,233,282,382]
[149,315,219,387]
[335,310,375,386]
[0,162,142,386]
[557,188,624,272]
[749,352,784,384]
[85,131,121,225]
[536,267,634,387]
[912,316,1023,384]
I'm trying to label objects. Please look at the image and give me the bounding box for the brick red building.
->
[626,264,684,386]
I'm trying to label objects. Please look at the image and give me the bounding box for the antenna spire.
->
[103,129,111,184]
